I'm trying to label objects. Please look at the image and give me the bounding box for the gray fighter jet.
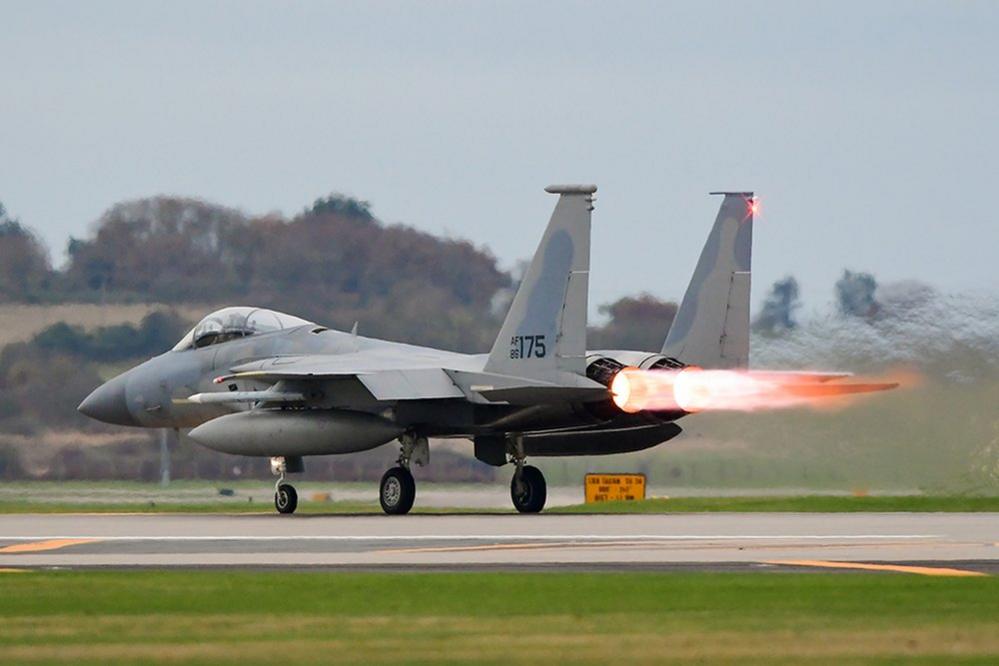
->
[77,185,759,514]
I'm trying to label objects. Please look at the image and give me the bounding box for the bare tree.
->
[836,270,879,319]
[753,276,800,334]
[0,202,51,301]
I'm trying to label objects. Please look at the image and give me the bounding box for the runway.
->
[1,513,996,573]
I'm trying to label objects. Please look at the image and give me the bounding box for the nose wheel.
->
[275,483,298,514]
[270,456,302,515]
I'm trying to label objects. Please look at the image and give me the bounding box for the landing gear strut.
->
[508,435,546,513]
[270,456,302,514]
[379,433,427,515]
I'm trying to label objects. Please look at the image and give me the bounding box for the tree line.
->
[2,192,902,358]
[2,195,511,352]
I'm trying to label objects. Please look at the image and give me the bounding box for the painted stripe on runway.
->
[0,568,28,573]
[0,534,939,542]
[764,559,987,577]
[0,539,97,554]
[376,540,658,554]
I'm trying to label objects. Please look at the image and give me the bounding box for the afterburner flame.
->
[610,367,900,414]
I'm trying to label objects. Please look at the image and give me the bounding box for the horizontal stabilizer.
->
[781,380,899,397]
[747,371,852,384]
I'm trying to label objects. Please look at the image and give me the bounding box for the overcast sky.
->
[3,1,996,319]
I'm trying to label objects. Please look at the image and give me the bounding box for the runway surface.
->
[1,513,997,573]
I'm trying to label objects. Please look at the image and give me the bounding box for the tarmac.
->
[1,512,997,574]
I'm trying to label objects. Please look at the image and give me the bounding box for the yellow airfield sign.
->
[584,473,646,503]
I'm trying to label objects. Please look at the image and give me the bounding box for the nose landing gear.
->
[275,482,298,514]
[270,456,303,514]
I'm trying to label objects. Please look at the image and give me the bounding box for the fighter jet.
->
[79,185,894,514]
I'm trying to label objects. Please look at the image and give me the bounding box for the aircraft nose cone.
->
[78,374,136,426]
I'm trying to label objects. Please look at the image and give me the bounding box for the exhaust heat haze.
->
[610,367,900,414]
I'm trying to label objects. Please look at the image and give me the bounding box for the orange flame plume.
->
[610,367,901,414]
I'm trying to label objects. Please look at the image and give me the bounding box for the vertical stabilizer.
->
[662,192,754,368]
[485,185,595,379]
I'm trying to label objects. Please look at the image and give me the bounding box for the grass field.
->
[553,495,999,513]
[0,571,997,664]
[0,500,508,514]
[0,302,209,347]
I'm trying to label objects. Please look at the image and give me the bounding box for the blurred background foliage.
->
[0,194,996,492]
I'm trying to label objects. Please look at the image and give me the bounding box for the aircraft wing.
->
[206,354,467,401]
[195,353,608,405]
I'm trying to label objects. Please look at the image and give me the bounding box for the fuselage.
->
[79,322,673,437]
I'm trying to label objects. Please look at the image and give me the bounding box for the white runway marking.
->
[1,514,991,567]
[0,534,940,542]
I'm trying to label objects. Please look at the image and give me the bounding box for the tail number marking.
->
[510,335,547,359]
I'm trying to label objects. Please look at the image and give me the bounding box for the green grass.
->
[553,495,999,513]
[0,500,512,515]
[0,499,375,514]
[0,571,996,664]
[0,480,508,514]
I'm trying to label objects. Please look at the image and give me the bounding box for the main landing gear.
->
[270,456,303,514]
[269,435,547,516]
[509,435,546,513]
[379,433,428,515]
[379,466,415,515]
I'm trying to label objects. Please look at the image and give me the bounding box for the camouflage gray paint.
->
[484,185,593,378]
[79,186,747,461]
[662,192,754,369]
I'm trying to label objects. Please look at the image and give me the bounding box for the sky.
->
[2,1,997,320]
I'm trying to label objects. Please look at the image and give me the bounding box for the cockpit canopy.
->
[172,307,313,351]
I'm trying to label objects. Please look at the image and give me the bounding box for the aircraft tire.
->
[275,483,298,514]
[380,466,416,515]
[511,465,546,513]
